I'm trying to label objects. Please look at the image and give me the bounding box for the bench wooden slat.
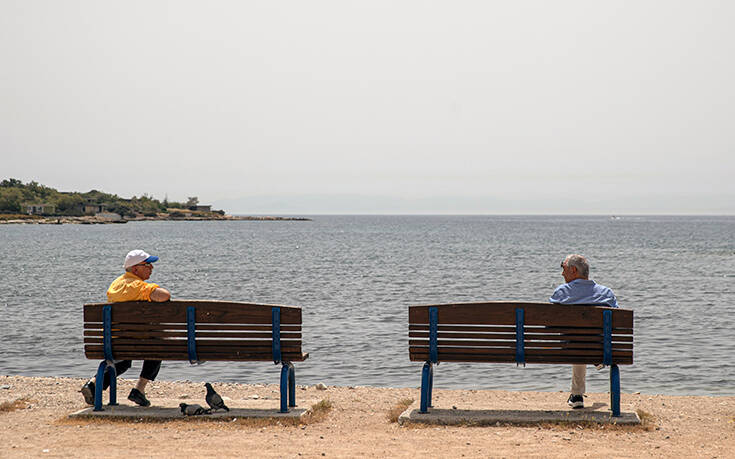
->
[410,346,633,354]
[409,324,632,335]
[409,332,633,342]
[409,352,633,365]
[411,349,633,365]
[84,330,302,339]
[409,332,515,340]
[85,338,301,347]
[409,302,633,328]
[409,341,634,350]
[421,343,633,351]
[409,324,518,333]
[85,351,309,361]
[522,342,633,350]
[409,338,613,348]
[85,343,302,352]
[194,324,301,331]
[410,347,633,358]
[411,347,632,358]
[525,326,632,335]
[84,346,303,357]
[84,301,302,324]
[84,323,302,332]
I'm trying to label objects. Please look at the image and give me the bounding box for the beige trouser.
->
[571,364,586,395]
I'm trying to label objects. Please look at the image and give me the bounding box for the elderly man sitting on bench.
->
[80,249,171,407]
[551,254,619,409]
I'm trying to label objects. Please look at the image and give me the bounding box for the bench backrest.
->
[409,302,633,365]
[84,300,305,362]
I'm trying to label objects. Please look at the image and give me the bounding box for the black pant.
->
[101,360,161,390]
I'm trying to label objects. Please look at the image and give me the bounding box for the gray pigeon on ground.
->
[204,383,230,412]
[179,403,211,416]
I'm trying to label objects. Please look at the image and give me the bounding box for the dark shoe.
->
[128,388,151,407]
[567,394,584,409]
[80,381,95,405]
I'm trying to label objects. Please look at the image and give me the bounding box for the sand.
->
[1,375,733,458]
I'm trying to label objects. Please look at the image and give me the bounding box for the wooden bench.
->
[408,302,634,416]
[83,300,308,412]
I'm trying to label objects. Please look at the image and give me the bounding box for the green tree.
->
[131,194,164,216]
[55,194,84,216]
[0,178,23,188]
[0,188,23,213]
[106,201,135,218]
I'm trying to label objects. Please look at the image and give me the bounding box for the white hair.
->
[566,254,590,278]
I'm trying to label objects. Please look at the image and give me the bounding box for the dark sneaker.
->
[80,381,95,405]
[128,388,151,407]
[567,394,584,409]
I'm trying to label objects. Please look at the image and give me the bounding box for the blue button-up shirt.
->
[549,279,619,308]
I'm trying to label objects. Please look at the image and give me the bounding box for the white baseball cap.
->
[123,249,159,269]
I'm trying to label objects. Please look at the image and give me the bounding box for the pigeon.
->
[204,383,230,412]
[179,403,211,416]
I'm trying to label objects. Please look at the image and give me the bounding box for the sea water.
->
[1,215,733,395]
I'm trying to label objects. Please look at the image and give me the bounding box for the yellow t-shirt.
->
[107,272,160,303]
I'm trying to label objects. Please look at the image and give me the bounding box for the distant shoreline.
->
[0,214,312,225]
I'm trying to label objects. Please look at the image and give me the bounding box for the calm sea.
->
[1,215,733,396]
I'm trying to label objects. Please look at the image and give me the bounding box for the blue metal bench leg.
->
[428,363,434,408]
[287,362,296,408]
[610,364,621,417]
[420,361,433,413]
[93,361,107,412]
[94,361,119,411]
[280,363,290,413]
[107,365,118,406]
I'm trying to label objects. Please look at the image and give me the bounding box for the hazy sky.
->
[2,1,733,214]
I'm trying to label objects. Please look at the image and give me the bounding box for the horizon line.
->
[228,212,735,217]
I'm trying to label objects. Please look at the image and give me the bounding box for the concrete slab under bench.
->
[69,397,316,421]
[398,400,640,426]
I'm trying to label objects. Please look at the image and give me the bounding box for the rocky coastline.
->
[0,214,311,224]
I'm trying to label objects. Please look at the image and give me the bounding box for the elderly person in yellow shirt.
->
[80,250,171,407]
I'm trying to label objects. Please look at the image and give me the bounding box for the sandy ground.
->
[1,374,733,458]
